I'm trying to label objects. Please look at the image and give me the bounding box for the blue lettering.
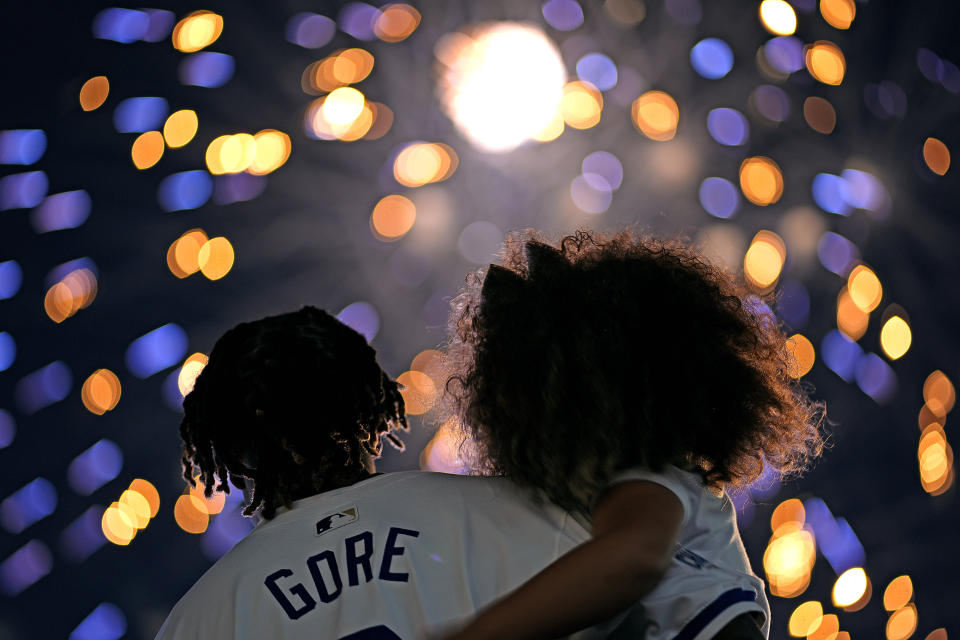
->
[345,531,374,586]
[264,569,317,620]
[378,527,420,582]
[307,550,343,603]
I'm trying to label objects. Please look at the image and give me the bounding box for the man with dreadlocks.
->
[155,306,635,640]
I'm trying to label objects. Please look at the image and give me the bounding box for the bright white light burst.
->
[436,23,566,152]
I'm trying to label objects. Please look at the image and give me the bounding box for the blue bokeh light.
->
[0,410,14,449]
[690,38,734,79]
[285,12,336,48]
[821,330,863,382]
[213,173,268,205]
[541,0,584,31]
[763,36,804,74]
[337,302,380,342]
[576,53,618,91]
[158,170,213,212]
[855,352,897,404]
[0,332,15,372]
[59,506,107,563]
[817,232,859,275]
[31,190,92,233]
[338,3,379,40]
[0,129,47,165]
[67,440,124,496]
[69,603,127,640]
[0,478,58,534]
[113,97,169,133]
[775,279,810,328]
[812,173,850,215]
[803,498,866,574]
[840,169,889,212]
[571,173,613,214]
[698,177,739,219]
[143,9,175,43]
[14,361,72,414]
[179,52,235,88]
[582,151,623,190]
[0,540,52,596]
[126,324,189,378]
[92,8,149,43]
[706,108,749,146]
[0,260,23,300]
[0,171,49,209]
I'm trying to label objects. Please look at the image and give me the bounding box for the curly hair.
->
[180,306,407,519]
[442,229,825,514]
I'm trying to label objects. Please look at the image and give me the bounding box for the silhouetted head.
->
[180,306,407,519]
[443,229,825,513]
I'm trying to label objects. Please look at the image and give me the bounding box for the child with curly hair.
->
[440,229,825,640]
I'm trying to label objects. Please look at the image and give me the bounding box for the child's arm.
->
[443,480,684,640]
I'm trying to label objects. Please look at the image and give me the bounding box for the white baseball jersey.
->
[604,465,771,640]
[156,471,627,640]
[156,469,769,640]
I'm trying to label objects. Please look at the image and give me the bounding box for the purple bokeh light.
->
[31,190,92,233]
[125,323,189,378]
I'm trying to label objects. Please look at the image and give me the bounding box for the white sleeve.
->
[605,466,694,527]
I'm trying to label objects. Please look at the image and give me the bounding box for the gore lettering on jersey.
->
[264,526,421,621]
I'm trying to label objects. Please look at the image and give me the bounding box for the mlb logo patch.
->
[315,507,358,535]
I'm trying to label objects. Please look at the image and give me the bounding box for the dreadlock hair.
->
[442,229,826,514]
[180,306,407,520]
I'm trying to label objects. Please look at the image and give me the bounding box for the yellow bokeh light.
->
[832,567,868,607]
[771,498,805,534]
[247,130,292,176]
[398,370,439,415]
[886,604,918,640]
[79,75,110,112]
[806,41,846,86]
[336,104,375,141]
[605,0,647,24]
[807,613,839,640]
[178,353,209,397]
[764,524,816,597]
[786,334,815,378]
[333,48,376,84]
[163,109,199,148]
[221,133,257,173]
[847,265,882,312]
[304,57,342,94]
[81,369,122,415]
[788,601,823,637]
[167,229,208,279]
[436,23,566,152]
[174,494,209,534]
[880,316,912,360]
[820,0,856,29]
[744,230,786,290]
[128,479,160,517]
[923,138,950,176]
[837,287,869,341]
[323,87,366,126]
[925,630,948,640]
[411,349,445,381]
[189,476,226,515]
[532,111,565,143]
[561,81,603,130]
[131,131,164,170]
[371,194,416,241]
[923,371,955,417]
[883,575,914,612]
[375,3,421,42]
[631,90,680,141]
[173,10,223,53]
[197,237,235,281]
[759,0,797,36]
[739,156,784,206]
[119,490,151,529]
[44,269,97,323]
[394,143,459,188]
[803,97,837,135]
[102,503,136,545]
[421,418,467,474]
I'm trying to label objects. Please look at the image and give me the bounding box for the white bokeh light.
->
[436,23,566,152]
